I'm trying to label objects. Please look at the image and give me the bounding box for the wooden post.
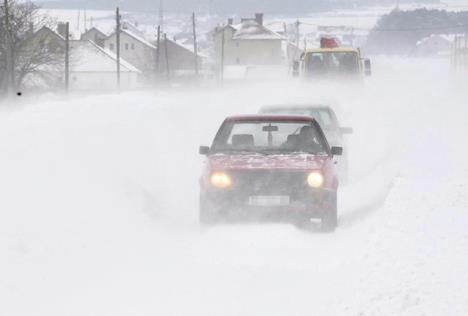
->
[65,22,70,92]
[220,29,225,84]
[116,7,121,90]
[192,12,199,77]
[156,25,161,78]
[163,33,170,83]
[83,8,87,31]
[295,20,300,46]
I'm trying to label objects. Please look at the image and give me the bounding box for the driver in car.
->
[282,126,324,152]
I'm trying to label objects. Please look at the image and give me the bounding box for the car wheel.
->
[321,192,338,232]
[199,195,218,226]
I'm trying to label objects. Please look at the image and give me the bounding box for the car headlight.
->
[210,172,232,188]
[307,171,324,188]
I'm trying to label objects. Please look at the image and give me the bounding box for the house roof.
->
[231,21,284,41]
[69,40,141,73]
[161,38,208,59]
[212,21,284,41]
[81,27,107,38]
[108,29,156,49]
[416,34,460,46]
[34,26,66,41]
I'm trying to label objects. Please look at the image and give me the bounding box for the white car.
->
[259,105,352,181]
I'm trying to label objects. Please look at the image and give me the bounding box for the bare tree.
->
[0,1,65,92]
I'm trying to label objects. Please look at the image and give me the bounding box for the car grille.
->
[230,170,307,195]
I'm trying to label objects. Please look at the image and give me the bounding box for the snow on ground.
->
[1,57,468,315]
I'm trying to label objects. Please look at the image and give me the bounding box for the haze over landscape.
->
[39,0,445,13]
[1,0,468,315]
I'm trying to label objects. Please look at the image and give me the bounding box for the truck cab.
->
[293,38,371,80]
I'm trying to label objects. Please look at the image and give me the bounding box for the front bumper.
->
[202,186,335,222]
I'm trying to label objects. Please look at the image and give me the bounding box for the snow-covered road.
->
[1,57,467,315]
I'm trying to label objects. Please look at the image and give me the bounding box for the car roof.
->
[226,114,315,122]
[261,105,332,111]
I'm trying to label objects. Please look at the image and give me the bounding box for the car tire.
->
[321,192,338,232]
[199,195,218,226]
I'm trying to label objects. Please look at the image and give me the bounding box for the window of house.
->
[236,42,240,48]
[109,43,114,50]
[236,57,240,64]
[125,43,129,50]
[131,43,135,50]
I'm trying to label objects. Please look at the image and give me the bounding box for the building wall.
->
[214,27,284,66]
[81,29,106,47]
[104,33,155,73]
[415,36,451,57]
[69,71,139,90]
[157,40,202,72]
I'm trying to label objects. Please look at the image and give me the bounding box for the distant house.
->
[156,37,204,75]
[415,34,456,57]
[31,26,66,53]
[25,27,140,91]
[212,14,285,67]
[21,26,66,89]
[68,40,141,91]
[81,27,107,47]
[104,29,156,74]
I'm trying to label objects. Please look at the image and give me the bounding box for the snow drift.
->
[1,57,467,315]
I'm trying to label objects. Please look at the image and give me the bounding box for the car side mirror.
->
[364,59,371,76]
[199,146,210,156]
[340,127,353,134]
[331,146,343,156]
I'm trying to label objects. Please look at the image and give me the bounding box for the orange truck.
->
[293,37,372,80]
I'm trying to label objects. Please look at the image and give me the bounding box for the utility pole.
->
[158,0,164,33]
[83,8,87,31]
[220,29,225,84]
[116,7,121,91]
[3,0,14,95]
[163,33,170,83]
[155,25,161,79]
[295,20,300,46]
[76,10,80,31]
[192,12,199,77]
[65,22,70,92]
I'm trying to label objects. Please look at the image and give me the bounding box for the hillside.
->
[38,0,439,13]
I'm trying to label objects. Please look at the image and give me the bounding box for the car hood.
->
[208,153,329,171]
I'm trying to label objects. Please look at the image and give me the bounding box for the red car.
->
[199,115,343,230]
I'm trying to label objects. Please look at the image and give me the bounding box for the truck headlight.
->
[307,172,324,188]
[210,172,232,188]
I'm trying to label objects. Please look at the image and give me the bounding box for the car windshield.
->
[212,120,328,154]
[306,52,359,75]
